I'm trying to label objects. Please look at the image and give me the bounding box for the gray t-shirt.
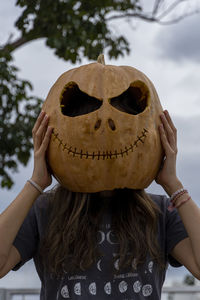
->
[13,192,188,300]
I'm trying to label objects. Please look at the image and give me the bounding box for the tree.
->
[183,274,195,286]
[0,0,199,189]
[0,49,42,188]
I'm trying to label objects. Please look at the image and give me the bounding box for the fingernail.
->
[48,126,53,134]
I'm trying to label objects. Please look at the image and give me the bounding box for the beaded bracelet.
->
[27,179,43,194]
[170,188,187,202]
[176,196,191,209]
[168,188,190,211]
[172,190,188,205]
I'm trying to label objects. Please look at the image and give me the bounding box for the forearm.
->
[166,179,200,270]
[177,196,200,269]
[0,111,52,267]
[0,181,40,259]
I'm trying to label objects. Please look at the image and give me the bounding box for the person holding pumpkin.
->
[0,60,200,300]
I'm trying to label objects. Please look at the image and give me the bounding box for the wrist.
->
[25,181,42,196]
[29,178,44,193]
[30,176,46,191]
[162,178,183,196]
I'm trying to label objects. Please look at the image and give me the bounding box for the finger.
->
[39,126,53,154]
[32,111,46,137]
[160,113,176,149]
[163,110,177,142]
[159,124,174,156]
[34,114,49,151]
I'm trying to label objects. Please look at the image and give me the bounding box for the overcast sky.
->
[1,0,200,290]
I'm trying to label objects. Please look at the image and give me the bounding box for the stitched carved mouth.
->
[51,128,148,160]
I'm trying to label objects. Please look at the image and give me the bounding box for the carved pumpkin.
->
[42,55,163,193]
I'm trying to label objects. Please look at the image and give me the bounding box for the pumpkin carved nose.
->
[94,119,116,131]
[108,118,116,131]
[94,119,101,130]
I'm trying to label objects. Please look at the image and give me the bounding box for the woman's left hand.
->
[155,110,183,195]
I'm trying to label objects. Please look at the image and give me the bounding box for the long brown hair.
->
[40,186,163,277]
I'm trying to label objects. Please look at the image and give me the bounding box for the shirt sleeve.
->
[12,203,39,271]
[165,198,188,267]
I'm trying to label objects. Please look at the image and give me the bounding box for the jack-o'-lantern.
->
[42,55,163,193]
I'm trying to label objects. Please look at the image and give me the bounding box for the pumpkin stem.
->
[97,54,105,65]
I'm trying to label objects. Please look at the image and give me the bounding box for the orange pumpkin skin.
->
[42,62,163,192]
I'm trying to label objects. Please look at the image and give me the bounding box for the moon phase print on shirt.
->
[56,220,154,299]
[133,280,142,293]
[60,285,70,298]
[114,258,120,271]
[119,280,128,293]
[96,259,102,271]
[97,230,118,245]
[89,282,97,295]
[148,261,154,273]
[142,284,153,297]
[104,282,112,295]
[106,230,118,244]
[74,282,81,295]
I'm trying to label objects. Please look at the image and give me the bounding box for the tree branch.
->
[106,13,157,23]
[152,0,164,16]
[106,1,200,25]
[156,0,188,20]
[157,9,200,24]
[1,35,41,53]
[2,36,28,52]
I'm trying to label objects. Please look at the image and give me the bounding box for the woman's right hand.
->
[31,111,53,190]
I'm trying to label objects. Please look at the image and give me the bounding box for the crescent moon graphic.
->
[148,261,153,273]
[61,285,70,298]
[97,230,105,244]
[106,231,118,244]
[114,258,119,270]
[97,259,102,272]
[74,282,81,296]
[104,282,112,295]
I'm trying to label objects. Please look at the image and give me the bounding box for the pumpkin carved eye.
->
[60,80,149,117]
[60,82,102,117]
[110,81,149,115]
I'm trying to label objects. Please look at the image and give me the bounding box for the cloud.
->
[155,15,200,63]
[0,1,22,44]
[175,116,200,154]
